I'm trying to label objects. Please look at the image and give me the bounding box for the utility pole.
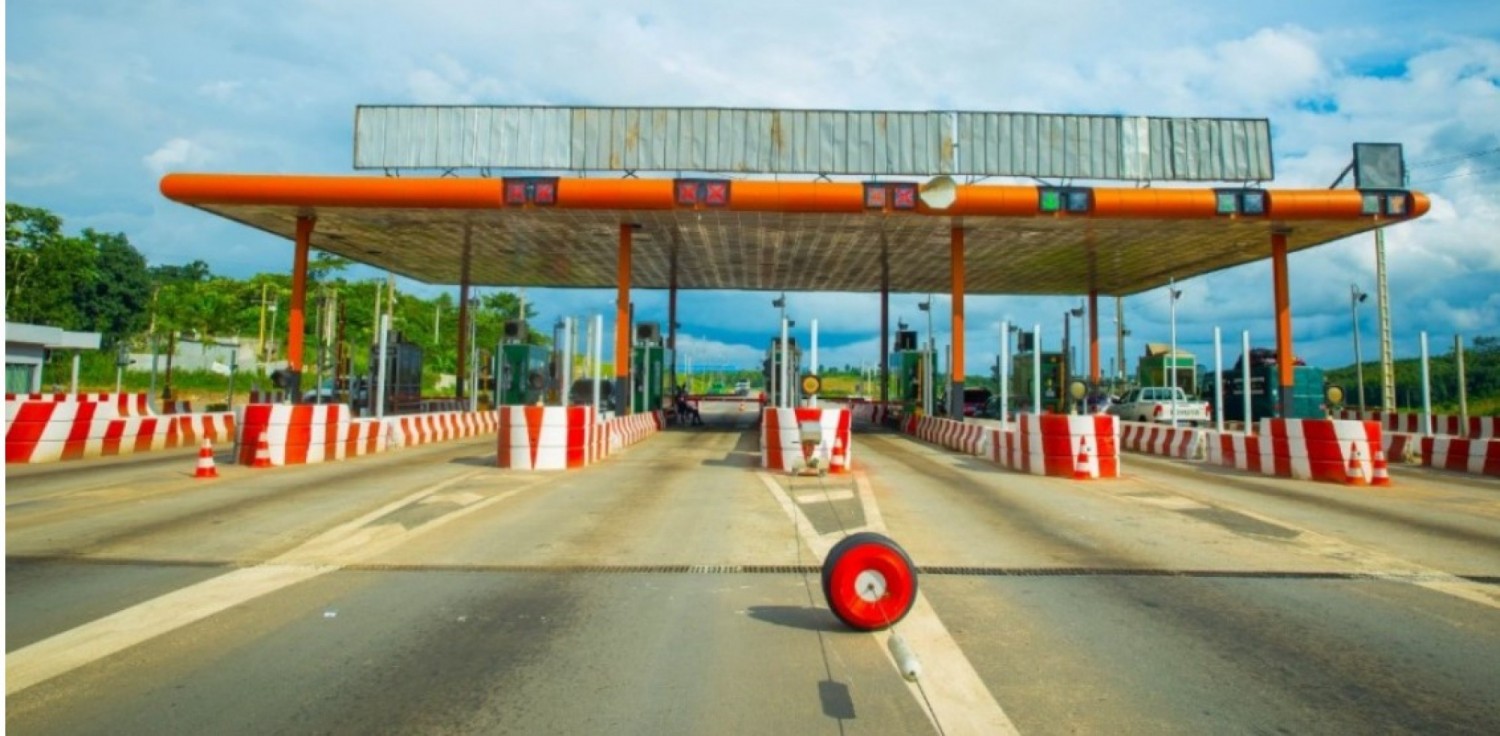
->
[1376,229,1395,411]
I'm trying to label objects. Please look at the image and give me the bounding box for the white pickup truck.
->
[1109,387,1211,425]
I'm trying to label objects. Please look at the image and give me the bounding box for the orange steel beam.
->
[159,173,1431,222]
[616,224,632,412]
[288,216,313,377]
[1088,290,1100,384]
[1271,231,1294,415]
[950,227,965,418]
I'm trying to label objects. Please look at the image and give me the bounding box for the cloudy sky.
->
[6,1,1498,377]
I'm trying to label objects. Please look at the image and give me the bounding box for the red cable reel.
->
[821,532,919,631]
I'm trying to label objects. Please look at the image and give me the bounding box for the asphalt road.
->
[7,404,1500,735]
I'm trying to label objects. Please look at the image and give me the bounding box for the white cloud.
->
[143,137,214,174]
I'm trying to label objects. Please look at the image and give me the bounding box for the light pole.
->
[772,293,787,407]
[1350,284,1368,414]
[1168,279,1183,427]
[918,296,933,415]
[1068,303,1084,382]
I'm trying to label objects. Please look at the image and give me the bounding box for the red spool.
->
[821,532,918,631]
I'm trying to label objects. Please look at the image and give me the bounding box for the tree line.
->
[6,203,540,387]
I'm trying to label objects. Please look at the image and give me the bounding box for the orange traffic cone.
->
[195,438,218,478]
[1370,448,1391,486]
[252,435,272,468]
[1345,442,1367,486]
[830,436,847,473]
[1074,437,1093,480]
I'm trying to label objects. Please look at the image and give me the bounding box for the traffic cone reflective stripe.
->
[830,436,847,473]
[1074,437,1093,480]
[195,439,218,478]
[1371,448,1391,486]
[1346,442,1367,486]
[252,435,272,468]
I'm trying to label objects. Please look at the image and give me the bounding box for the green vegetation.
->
[1324,335,1500,414]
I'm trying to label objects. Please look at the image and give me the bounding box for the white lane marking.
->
[758,471,1019,735]
[794,488,855,504]
[1120,477,1500,612]
[7,469,546,695]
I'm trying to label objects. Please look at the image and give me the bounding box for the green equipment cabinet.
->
[632,345,673,414]
[887,329,938,413]
[497,343,552,405]
[1011,351,1066,413]
[1137,344,1197,394]
[368,333,423,414]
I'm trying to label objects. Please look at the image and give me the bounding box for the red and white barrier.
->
[392,410,499,448]
[762,408,853,473]
[1420,437,1500,477]
[1385,433,1417,463]
[1120,422,1202,459]
[247,389,286,404]
[236,404,350,467]
[910,416,987,456]
[984,414,1120,479]
[1203,419,1383,485]
[604,411,665,452]
[6,392,153,417]
[1337,409,1499,438]
[847,401,898,426]
[498,406,593,470]
[5,400,236,464]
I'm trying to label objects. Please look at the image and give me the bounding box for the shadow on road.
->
[746,604,844,632]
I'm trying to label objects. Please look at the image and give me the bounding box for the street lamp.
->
[918,296,933,415]
[1351,284,1368,413]
[1067,303,1084,382]
[1168,279,1183,427]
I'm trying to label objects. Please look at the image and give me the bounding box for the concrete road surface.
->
[7,403,1500,735]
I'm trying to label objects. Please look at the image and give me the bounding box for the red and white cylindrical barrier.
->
[498,405,594,470]
[762,408,853,472]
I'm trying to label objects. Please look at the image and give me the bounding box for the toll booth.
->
[632,344,672,413]
[1206,349,1326,421]
[368,332,423,414]
[1012,351,1066,413]
[888,328,937,413]
[497,343,551,405]
[763,337,802,407]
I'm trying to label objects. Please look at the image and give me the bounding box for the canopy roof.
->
[160,174,1428,297]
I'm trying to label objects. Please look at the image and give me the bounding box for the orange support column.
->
[1088,290,1100,385]
[287,216,314,395]
[616,223,633,415]
[950,227,966,419]
[1272,231,1294,416]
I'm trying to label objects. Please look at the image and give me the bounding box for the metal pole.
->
[315,296,325,404]
[70,351,81,393]
[1242,331,1253,435]
[375,314,390,419]
[592,314,603,416]
[1032,324,1042,415]
[149,334,159,401]
[1000,320,1010,433]
[811,318,819,406]
[1169,278,1178,428]
[1456,335,1469,437]
[1352,285,1365,415]
[1420,331,1432,437]
[227,348,237,409]
[1376,228,1395,411]
[780,317,790,410]
[1214,326,1224,433]
[562,317,574,406]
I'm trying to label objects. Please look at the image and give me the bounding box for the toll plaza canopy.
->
[159,105,1429,414]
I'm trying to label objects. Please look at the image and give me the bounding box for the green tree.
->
[79,228,151,346]
[4,203,98,329]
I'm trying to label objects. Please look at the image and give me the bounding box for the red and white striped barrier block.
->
[1120,422,1202,459]
[762,408,853,473]
[847,401,898,426]
[247,389,286,404]
[604,411,665,452]
[1259,418,1380,484]
[1420,437,1500,477]
[1337,410,1500,438]
[1205,419,1384,485]
[236,404,349,466]
[985,414,1120,479]
[5,392,153,417]
[1385,433,1417,463]
[909,416,987,456]
[343,419,388,459]
[5,400,238,464]
[498,406,594,470]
